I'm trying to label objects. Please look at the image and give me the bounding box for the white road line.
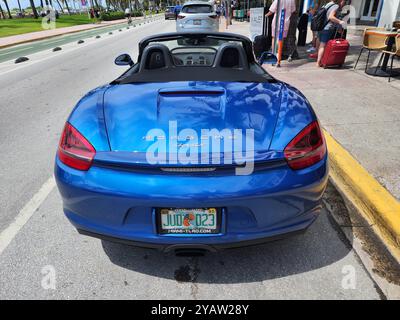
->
[0,176,55,256]
[0,46,34,56]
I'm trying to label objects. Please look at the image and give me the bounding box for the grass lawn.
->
[0,15,98,38]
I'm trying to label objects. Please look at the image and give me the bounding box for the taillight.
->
[177,14,184,19]
[58,122,96,171]
[284,121,326,170]
[208,14,218,19]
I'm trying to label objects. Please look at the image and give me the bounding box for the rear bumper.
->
[78,227,308,252]
[165,13,176,19]
[55,156,328,249]
[176,24,219,33]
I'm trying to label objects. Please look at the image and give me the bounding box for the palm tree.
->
[3,0,12,18]
[17,0,22,13]
[55,0,63,11]
[29,0,39,18]
[62,0,71,14]
[0,2,5,19]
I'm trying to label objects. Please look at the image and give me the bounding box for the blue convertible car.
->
[55,32,328,254]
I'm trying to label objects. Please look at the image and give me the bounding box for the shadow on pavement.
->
[101,203,353,284]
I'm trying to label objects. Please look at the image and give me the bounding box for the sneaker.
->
[306,47,316,53]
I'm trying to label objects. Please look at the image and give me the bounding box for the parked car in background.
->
[165,6,176,20]
[176,1,219,32]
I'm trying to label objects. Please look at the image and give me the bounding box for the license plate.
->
[158,208,219,234]
[193,19,201,25]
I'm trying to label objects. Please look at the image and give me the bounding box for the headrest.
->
[213,43,248,69]
[139,44,173,71]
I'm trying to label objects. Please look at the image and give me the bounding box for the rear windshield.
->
[181,4,213,14]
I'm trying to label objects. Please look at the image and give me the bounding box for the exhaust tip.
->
[174,249,208,257]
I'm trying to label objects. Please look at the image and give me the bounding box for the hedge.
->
[100,10,143,21]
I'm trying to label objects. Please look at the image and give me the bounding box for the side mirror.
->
[115,54,134,66]
[258,52,278,65]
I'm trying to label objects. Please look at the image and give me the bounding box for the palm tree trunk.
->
[29,0,39,18]
[55,0,63,11]
[0,2,5,19]
[17,0,22,12]
[3,0,12,18]
[63,0,71,14]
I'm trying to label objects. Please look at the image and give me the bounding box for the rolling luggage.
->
[253,15,272,59]
[320,36,349,68]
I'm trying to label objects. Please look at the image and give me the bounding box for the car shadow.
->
[101,185,353,284]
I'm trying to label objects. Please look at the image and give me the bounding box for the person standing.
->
[307,0,320,53]
[265,0,296,54]
[315,0,346,67]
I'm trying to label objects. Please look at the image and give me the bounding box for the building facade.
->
[300,0,400,27]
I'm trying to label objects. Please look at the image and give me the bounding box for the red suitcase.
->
[320,38,349,68]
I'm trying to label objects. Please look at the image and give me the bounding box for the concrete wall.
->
[378,0,400,27]
[351,0,363,19]
[301,0,400,25]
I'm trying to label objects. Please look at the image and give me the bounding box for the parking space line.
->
[0,176,55,256]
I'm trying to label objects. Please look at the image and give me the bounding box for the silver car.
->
[176,2,219,33]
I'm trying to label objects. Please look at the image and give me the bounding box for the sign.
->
[278,8,285,40]
[277,8,286,66]
[249,7,265,41]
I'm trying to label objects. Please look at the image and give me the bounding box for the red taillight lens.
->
[58,122,96,171]
[177,14,184,19]
[284,121,326,170]
[209,14,218,19]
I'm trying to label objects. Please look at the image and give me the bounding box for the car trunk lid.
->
[102,81,283,164]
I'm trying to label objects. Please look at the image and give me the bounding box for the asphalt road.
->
[0,19,385,299]
[0,15,162,63]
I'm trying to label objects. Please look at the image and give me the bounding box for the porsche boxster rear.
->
[54,33,328,252]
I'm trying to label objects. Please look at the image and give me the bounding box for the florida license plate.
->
[158,208,219,234]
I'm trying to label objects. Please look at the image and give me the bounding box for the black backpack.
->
[311,3,335,31]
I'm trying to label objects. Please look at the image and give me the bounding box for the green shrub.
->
[100,12,125,21]
[100,10,144,21]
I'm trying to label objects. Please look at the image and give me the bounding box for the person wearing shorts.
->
[315,0,346,67]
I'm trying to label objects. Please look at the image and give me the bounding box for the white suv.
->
[176,2,219,33]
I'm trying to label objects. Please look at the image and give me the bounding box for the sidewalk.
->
[0,16,152,49]
[225,20,400,201]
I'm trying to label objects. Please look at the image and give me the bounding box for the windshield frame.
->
[138,32,256,65]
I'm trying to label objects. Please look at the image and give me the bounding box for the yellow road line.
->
[324,129,400,261]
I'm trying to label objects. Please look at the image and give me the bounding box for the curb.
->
[0,15,162,50]
[324,129,400,262]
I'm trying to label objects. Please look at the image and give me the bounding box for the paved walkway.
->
[0,15,155,49]
[226,20,400,200]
